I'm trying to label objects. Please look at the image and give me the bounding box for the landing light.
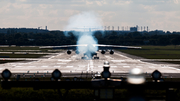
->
[127,68,145,84]
[52,69,62,81]
[1,69,12,81]
[104,61,109,65]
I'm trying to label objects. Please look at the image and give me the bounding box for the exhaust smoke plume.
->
[64,11,104,58]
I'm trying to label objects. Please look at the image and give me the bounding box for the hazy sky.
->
[0,0,180,32]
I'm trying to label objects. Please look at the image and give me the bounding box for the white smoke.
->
[65,11,103,31]
[64,11,104,58]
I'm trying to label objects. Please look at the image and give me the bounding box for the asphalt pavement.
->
[0,50,180,78]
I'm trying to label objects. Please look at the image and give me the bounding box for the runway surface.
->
[0,50,180,77]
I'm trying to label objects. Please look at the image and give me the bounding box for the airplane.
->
[39,44,141,59]
[40,27,141,59]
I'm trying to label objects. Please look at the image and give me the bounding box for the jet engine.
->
[75,50,80,54]
[110,50,114,54]
[67,50,71,55]
[101,50,106,54]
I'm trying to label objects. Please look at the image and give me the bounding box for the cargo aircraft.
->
[40,28,141,59]
[39,44,141,59]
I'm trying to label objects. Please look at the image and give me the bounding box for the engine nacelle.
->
[67,50,71,55]
[75,50,80,54]
[110,50,114,54]
[101,50,106,54]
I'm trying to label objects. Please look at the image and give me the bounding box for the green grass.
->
[0,60,22,64]
[119,45,180,59]
[0,46,50,52]
[0,54,47,58]
[0,88,94,101]
[0,46,40,50]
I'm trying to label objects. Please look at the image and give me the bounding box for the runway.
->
[0,50,180,77]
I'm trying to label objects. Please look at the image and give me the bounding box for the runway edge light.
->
[152,70,162,82]
[1,69,12,81]
[52,69,62,81]
[101,63,111,80]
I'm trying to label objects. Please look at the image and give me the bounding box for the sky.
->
[0,0,180,32]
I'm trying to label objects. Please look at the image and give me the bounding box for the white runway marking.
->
[28,66,35,67]
[16,66,22,67]
[54,66,61,68]
[111,66,117,67]
[57,63,66,64]
[66,66,73,67]
[79,65,85,67]
[117,63,128,65]
[48,56,55,59]
[42,66,48,67]
[149,66,155,68]
[123,66,130,68]
[168,67,177,69]
[89,60,94,71]
[98,66,102,67]
[58,60,71,62]
[105,56,113,59]
[111,60,125,62]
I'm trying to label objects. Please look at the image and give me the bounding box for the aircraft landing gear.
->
[94,57,99,59]
[81,57,88,60]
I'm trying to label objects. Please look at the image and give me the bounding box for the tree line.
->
[0,31,180,46]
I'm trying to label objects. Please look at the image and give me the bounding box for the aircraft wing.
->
[93,44,141,50]
[39,44,87,50]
